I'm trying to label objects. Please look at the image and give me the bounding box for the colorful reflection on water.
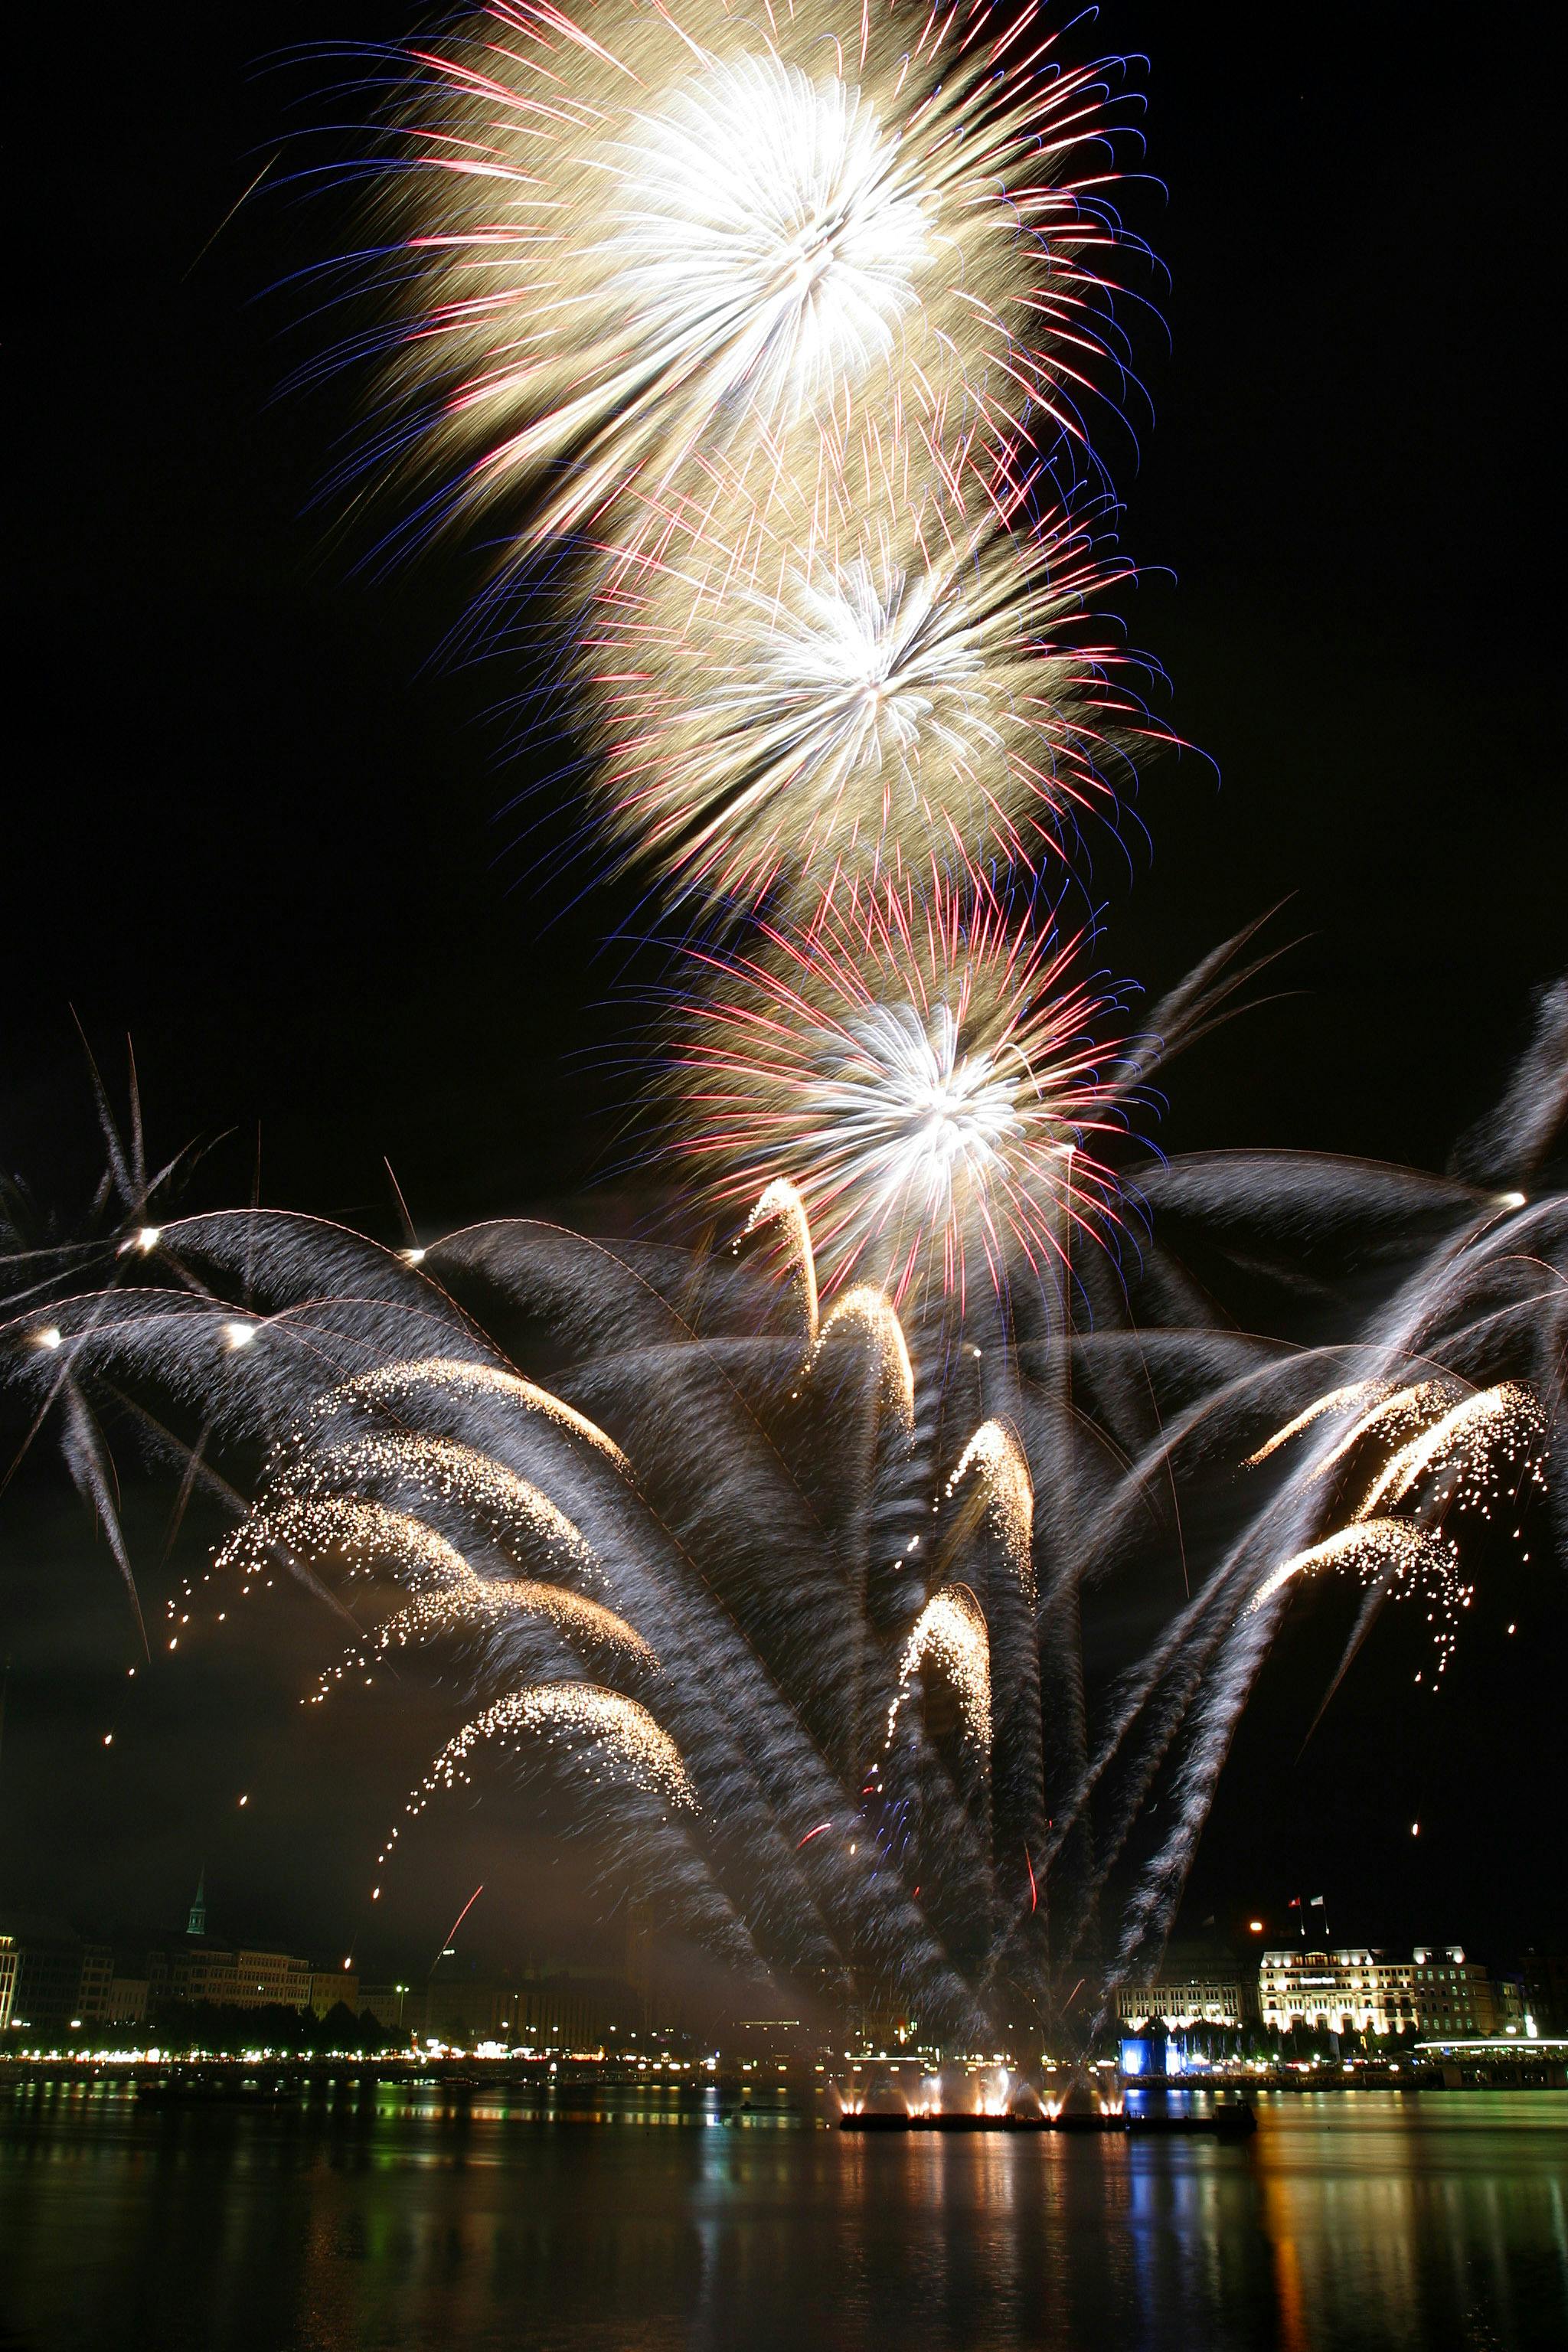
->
[1,2086,1563,2349]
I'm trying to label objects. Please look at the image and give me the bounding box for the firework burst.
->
[347,0,1134,571]
[671,873,1129,1308]
[579,446,1142,906]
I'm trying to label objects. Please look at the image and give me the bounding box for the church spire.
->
[187,1867,207,1939]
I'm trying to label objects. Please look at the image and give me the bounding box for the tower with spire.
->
[186,1867,207,1939]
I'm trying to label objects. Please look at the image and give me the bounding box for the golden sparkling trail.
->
[403,1684,698,1818]
[1247,1518,1472,1681]
[1245,1380,1390,1467]
[810,1285,915,1433]
[310,1572,655,1706]
[886,1583,991,1754]
[215,1495,472,1598]
[946,1419,1036,1609]
[280,1432,606,1581]
[1354,1381,1549,1520]
[741,1178,821,1344]
[314,1357,629,1468]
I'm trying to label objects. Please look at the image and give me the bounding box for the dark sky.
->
[3,2,1563,1979]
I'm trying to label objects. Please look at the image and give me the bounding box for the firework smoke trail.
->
[1100,1186,1560,1999]
[668,870,1130,1313]
[328,1,1138,580]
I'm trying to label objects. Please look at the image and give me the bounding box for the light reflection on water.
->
[1,2086,1564,2349]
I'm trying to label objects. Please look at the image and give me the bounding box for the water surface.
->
[2,2086,1564,2350]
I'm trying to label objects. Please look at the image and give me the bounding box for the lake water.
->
[2,2086,1564,2350]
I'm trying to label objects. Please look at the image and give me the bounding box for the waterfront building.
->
[309,1969,361,2018]
[106,1975,149,2026]
[0,1916,116,2035]
[1410,1947,1496,2037]
[424,1957,648,2050]
[0,1932,16,2031]
[151,1938,314,2011]
[359,1982,426,2038]
[1113,1973,1251,2033]
[136,1873,327,2016]
[1112,1936,1259,2036]
[1258,1944,1507,2037]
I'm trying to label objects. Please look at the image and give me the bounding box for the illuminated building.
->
[1113,1974,1251,2033]
[0,1933,16,2031]
[1259,1945,1502,2037]
[152,1940,313,2011]
[1410,1947,1498,2038]
[107,1975,149,2026]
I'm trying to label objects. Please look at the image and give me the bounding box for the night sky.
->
[4,2,1563,1982]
